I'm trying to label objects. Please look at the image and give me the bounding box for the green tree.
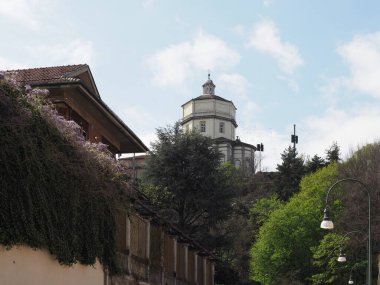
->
[142,123,235,234]
[249,195,284,231]
[305,154,326,174]
[250,164,338,284]
[210,163,254,284]
[275,146,306,201]
[326,141,341,164]
[310,233,365,285]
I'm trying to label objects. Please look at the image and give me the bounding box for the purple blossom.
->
[4,71,20,90]
[20,84,126,177]
[3,76,127,178]
[24,85,32,92]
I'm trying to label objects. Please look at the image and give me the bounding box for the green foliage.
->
[305,154,326,174]
[310,233,365,285]
[250,164,338,284]
[275,146,306,201]
[326,141,341,164]
[0,80,127,273]
[249,195,283,231]
[143,123,235,234]
[213,213,254,285]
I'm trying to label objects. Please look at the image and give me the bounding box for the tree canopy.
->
[250,163,338,284]
[142,123,235,234]
[326,141,341,164]
[275,146,305,201]
[305,154,326,174]
[310,232,366,285]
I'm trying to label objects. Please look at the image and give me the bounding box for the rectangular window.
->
[200,121,206,132]
[219,122,225,133]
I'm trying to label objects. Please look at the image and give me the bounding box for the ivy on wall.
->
[0,79,130,273]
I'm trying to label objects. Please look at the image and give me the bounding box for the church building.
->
[181,75,256,172]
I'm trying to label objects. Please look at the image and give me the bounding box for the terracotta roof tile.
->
[6,64,87,85]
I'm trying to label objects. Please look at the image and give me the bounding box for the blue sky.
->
[2,0,380,170]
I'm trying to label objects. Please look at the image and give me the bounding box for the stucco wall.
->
[0,245,104,285]
[183,101,193,118]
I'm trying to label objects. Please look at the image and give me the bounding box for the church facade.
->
[181,75,256,172]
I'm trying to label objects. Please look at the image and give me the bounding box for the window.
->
[219,122,225,133]
[200,121,206,132]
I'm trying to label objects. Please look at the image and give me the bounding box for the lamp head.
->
[337,250,346,263]
[348,277,354,284]
[320,207,334,229]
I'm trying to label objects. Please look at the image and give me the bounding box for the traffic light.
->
[256,143,264,151]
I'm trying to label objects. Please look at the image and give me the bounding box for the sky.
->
[2,0,380,170]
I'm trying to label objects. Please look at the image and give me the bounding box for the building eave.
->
[181,95,237,110]
[31,81,149,153]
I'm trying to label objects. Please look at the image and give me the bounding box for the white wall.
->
[183,101,193,117]
[0,245,104,285]
[182,98,236,140]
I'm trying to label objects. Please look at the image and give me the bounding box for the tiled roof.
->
[6,64,87,85]
[193,94,231,102]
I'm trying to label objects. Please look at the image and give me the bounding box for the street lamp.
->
[337,249,347,263]
[348,266,355,284]
[335,230,367,263]
[321,207,334,229]
[320,178,372,285]
[348,265,361,284]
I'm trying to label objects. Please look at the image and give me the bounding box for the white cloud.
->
[28,40,96,66]
[247,19,304,74]
[0,0,54,30]
[237,124,288,171]
[123,105,157,130]
[232,24,245,37]
[217,73,249,99]
[146,30,240,87]
[263,0,273,7]
[142,0,155,8]
[301,106,380,159]
[240,101,259,128]
[122,105,159,151]
[237,103,380,171]
[277,75,300,92]
[0,57,25,70]
[335,32,380,98]
[140,131,157,150]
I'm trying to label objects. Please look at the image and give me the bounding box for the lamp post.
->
[320,178,372,285]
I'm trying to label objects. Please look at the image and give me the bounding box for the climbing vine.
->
[0,77,130,273]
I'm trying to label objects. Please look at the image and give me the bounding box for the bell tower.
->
[181,74,257,171]
[181,74,237,140]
